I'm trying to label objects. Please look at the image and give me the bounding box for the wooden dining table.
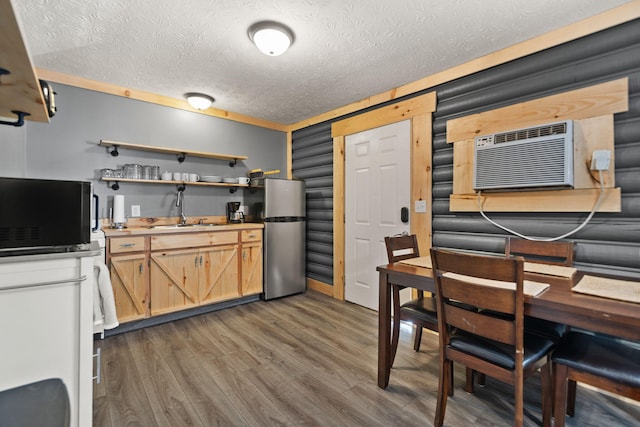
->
[377,261,640,389]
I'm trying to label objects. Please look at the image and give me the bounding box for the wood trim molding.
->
[333,135,346,301]
[35,68,289,132]
[289,1,640,132]
[307,278,334,297]
[446,79,629,142]
[331,92,435,300]
[286,131,293,179]
[331,94,437,137]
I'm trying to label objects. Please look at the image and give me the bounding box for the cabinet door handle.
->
[195,255,199,267]
[199,255,203,267]
[120,243,135,248]
[139,263,144,275]
[93,347,101,384]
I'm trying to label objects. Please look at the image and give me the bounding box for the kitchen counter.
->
[101,222,263,237]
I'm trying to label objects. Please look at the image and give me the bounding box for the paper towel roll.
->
[113,195,125,224]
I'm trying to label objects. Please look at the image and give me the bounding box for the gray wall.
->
[292,122,334,285]
[3,84,286,221]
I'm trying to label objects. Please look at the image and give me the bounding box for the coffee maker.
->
[226,202,244,223]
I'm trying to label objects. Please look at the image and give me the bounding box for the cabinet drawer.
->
[151,231,238,250]
[241,229,262,242]
[109,236,146,254]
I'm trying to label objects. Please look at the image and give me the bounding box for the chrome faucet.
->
[176,189,187,225]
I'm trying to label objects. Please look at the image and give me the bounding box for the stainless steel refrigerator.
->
[261,178,306,300]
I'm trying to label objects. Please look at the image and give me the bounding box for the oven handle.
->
[0,275,87,292]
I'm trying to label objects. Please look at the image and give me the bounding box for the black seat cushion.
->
[552,331,640,388]
[401,297,438,323]
[524,317,566,343]
[449,330,555,370]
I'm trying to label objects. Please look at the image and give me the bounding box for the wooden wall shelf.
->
[0,0,49,123]
[100,177,255,193]
[99,140,248,166]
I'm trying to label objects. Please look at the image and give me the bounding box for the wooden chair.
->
[430,248,553,427]
[470,237,576,391]
[506,237,573,340]
[384,234,438,363]
[552,331,640,427]
[505,237,574,267]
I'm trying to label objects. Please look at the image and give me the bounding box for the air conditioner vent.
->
[494,122,568,144]
[473,121,574,191]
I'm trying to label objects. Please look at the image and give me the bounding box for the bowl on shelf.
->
[200,176,222,183]
[222,177,238,184]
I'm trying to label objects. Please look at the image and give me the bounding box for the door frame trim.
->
[331,92,436,300]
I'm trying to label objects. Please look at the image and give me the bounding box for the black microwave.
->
[0,177,92,256]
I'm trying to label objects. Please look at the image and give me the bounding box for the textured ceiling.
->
[14,0,632,125]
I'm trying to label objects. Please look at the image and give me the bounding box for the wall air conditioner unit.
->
[473,120,574,191]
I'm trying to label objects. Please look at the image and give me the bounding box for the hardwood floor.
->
[93,291,640,426]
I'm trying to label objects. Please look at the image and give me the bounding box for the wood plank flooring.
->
[93,290,640,426]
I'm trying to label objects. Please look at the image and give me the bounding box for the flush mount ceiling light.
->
[248,21,294,56]
[185,93,214,110]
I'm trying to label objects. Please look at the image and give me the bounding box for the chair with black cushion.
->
[508,238,573,336]
[511,239,571,361]
[467,238,574,392]
[552,331,640,427]
[384,234,438,363]
[430,248,553,427]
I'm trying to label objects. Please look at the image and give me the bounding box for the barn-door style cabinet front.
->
[107,227,263,323]
[241,229,263,296]
[107,236,150,323]
[149,247,201,316]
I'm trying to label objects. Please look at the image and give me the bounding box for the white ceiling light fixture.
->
[248,21,294,57]
[185,92,214,110]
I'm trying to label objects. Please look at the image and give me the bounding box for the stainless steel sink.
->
[149,223,220,229]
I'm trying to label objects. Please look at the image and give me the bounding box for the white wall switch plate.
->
[131,205,141,217]
[415,200,427,213]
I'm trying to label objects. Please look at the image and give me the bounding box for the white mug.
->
[181,172,189,181]
[237,177,250,185]
[188,173,200,182]
[161,171,172,180]
[172,172,182,181]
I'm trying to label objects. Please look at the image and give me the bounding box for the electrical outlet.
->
[414,200,427,213]
[591,150,611,171]
[131,205,141,217]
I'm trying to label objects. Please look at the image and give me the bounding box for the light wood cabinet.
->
[108,227,262,323]
[110,253,150,322]
[108,236,150,323]
[198,244,240,304]
[241,229,263,296]
[150,248,200,315]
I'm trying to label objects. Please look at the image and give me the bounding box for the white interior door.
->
[345,120,411,310]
